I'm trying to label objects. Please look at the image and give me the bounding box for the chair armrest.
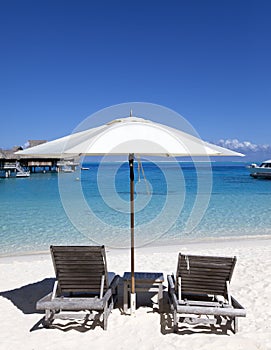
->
[102,275,120,304]
[51,280,58,300]
[109,274,120,291]
[167,275,179,310]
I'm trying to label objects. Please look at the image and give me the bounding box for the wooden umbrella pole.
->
[129,154,135,308]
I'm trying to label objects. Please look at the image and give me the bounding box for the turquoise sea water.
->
[1,162,271,256]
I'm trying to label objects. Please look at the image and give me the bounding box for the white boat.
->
[57,160,79,172]
[62,166,74,173]
[16,171,30,178]
[248,160,271,178]
[0,162,30,178]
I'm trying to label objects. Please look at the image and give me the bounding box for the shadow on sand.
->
[0,280,231,335]
[160,291,231,336]
[0,278,55,314]
[0,274,119,332]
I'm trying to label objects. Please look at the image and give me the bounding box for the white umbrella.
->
[17,116,242,158]
[17,115,244,313]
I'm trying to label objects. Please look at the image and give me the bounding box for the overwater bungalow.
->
[0,140,79,178]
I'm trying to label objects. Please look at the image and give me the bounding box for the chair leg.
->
[104,308,111,331]
[103,315,108,331]
[173,309,178,333]
[103,301,110,330]
[233,317,238,334]
[43,309,54,328]
[158,284,163,312]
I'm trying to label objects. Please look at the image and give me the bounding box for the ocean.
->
[0,161,271,256]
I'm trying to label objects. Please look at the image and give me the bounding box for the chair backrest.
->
[50,245,109,296]
[176,253,236,298]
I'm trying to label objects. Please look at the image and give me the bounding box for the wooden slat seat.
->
[36,245,120,330]
[167,253,246,334]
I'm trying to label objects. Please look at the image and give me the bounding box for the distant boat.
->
[81,167,89,171]
[16,171,30,178]
[248,160,271,178]
[62,166,74,173]
[57,160,79,173]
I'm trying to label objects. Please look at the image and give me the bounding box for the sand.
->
[0,236,271,350]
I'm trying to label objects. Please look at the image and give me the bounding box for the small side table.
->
[123,272,164,314]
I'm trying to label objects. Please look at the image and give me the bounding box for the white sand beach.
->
[0,236,271,350]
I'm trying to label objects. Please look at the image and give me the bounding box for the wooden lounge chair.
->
[36,245,119,330]
[167,253,246,334]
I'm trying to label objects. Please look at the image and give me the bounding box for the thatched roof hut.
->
[0,146,23,160]
[0,140,47,162]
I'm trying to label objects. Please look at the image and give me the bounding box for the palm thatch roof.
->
[0,146,23,160]
[0,140,47,160]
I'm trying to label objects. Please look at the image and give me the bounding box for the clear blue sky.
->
[1,0,270,149]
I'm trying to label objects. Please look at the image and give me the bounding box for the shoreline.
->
[1,233,271,261]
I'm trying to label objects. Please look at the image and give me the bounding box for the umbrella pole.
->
[129,153,136,315]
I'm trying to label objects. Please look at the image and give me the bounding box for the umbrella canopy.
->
[17,116,243,158]
[16,115,244,314]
